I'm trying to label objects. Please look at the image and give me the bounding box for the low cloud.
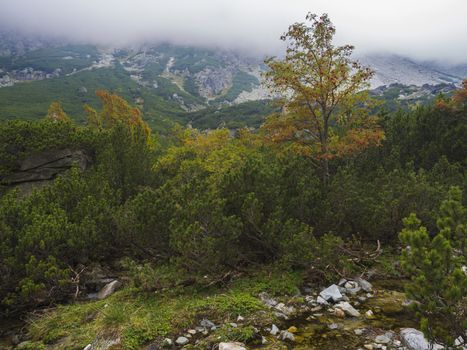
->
[0,0,466,63]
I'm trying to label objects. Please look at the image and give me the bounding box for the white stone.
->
[338,278,347,286]
[375,335,391,344]
[175,336,189,346]
[356,277,373,292]
[162,338,173,347]
[218,342,246,350]
[270,324,280,336]
[400,328,443,350]
[279,330,295,342]
[354,328,364,335]
[305,295,316,305]
[319,284,343,302]
[345,280,361,294]
[275,302,296,315]
[310,305,322,312]
[258,292,278,307]
[335,301,361,317]
[200,319,215,329]
[97,280,121,300]
[317,296,329,305]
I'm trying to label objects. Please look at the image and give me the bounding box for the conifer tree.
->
[400,187,466,348]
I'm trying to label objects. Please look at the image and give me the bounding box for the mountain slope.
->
[359,54,465,88]
[0,36,466,131]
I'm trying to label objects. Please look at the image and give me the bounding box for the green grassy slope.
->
[0,45,99,74]
[183,100,275,129]
[0,65,274,132]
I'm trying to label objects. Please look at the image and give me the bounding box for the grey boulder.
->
[97,280,121,300]
[356,277,373,292]
[319,284,343,303]
[400,328,443,350]
[175,337,189,346]
[218,342,246,350]
[334,301,361,317]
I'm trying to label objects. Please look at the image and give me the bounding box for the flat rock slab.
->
[319,284,343,302]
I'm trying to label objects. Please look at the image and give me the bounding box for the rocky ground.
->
[3,273,452,350]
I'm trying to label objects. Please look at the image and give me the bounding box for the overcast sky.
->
[0,0,466,63]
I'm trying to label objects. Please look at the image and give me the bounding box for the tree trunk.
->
[322,157,329,184]
[321,125,330,184]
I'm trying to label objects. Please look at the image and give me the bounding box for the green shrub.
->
[0,168,118,309]
[400,187,466,347]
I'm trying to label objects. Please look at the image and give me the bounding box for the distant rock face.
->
[195,68,235,98]
[359,54,465,88]
[1,149,91,196]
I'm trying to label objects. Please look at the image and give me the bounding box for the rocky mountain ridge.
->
[1,33,465,100]
[359,54,465,88]
[0,33,465,129]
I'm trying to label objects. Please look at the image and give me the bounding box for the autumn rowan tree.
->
[84,90,151,137]
[262,13,384,181]
[45,101,70,122]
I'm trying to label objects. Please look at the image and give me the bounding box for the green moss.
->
[26,268,303,350]
[229,269,303,296]
[199,292,264,316]
[216,324,257,343]
[16,340,47,350]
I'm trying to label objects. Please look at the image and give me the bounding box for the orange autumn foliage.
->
[85,90,151,137]
[45,101,70,122]
[261,13,384,177]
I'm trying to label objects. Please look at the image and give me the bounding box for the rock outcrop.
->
[96,280,122,300]
[1,149,91,196]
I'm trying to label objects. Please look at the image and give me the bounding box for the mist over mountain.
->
[1,0,467,64]
[0,2,466,130]
[0,30,465,92]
